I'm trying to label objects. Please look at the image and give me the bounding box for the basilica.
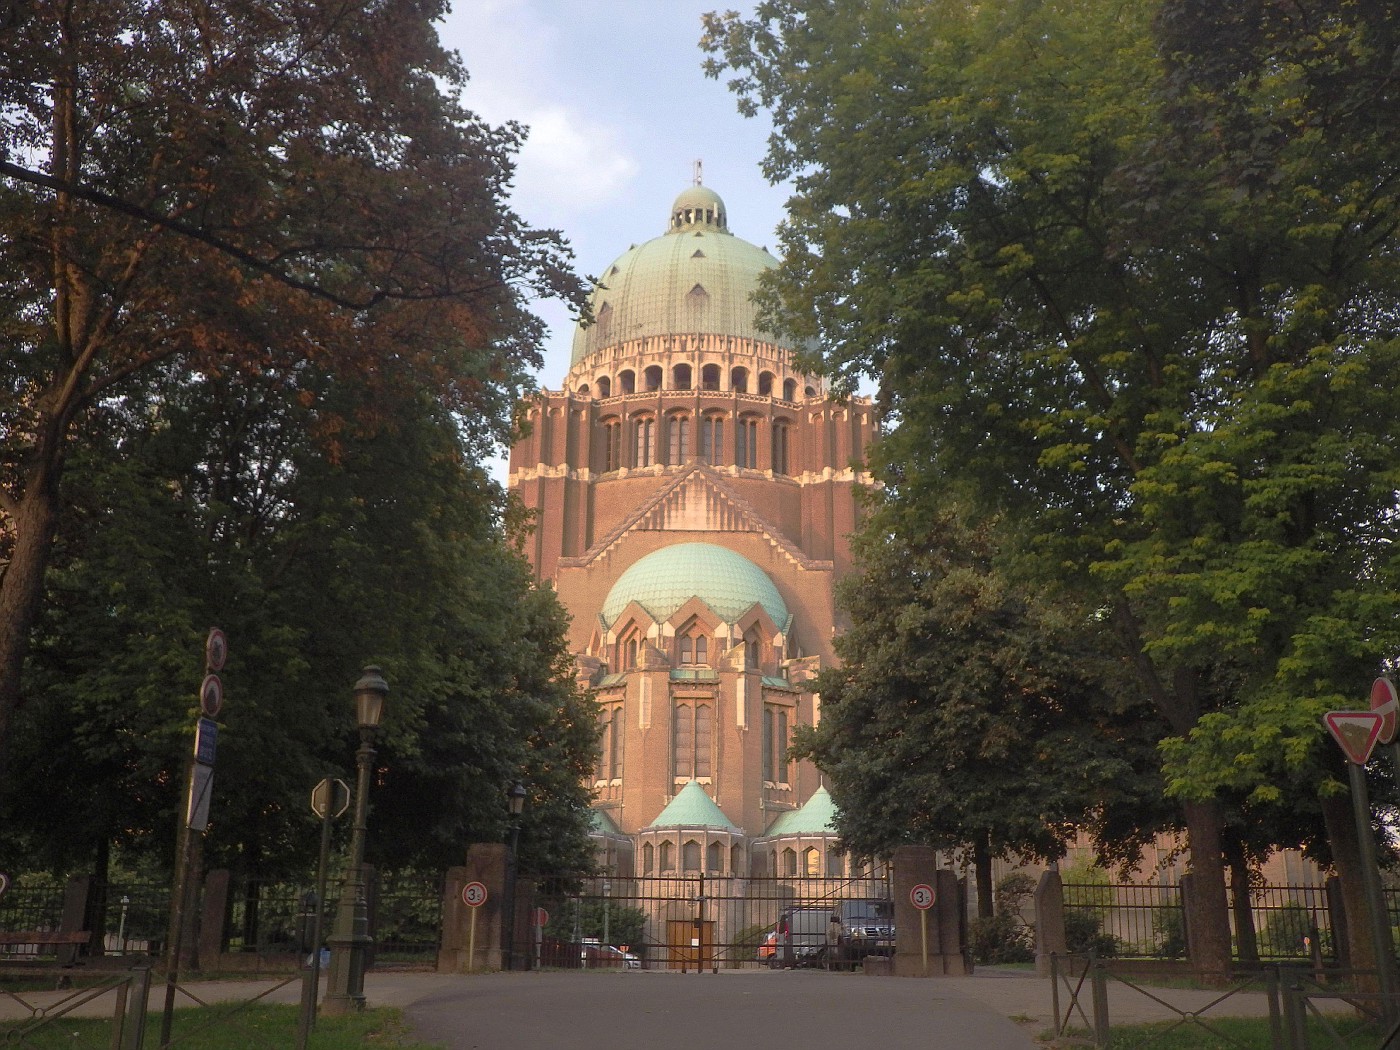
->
[509,180,877,881]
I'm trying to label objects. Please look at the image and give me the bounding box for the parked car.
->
[581,939,640,969]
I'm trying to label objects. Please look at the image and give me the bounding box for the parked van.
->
[772,899,895,970]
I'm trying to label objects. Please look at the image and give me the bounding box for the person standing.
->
[826,914,843,972]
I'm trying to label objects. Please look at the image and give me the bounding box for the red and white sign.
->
[910,883,935,910]
[1324,710,1385,766]
[533,907,549,928]
[205,628,228,672]
[1371,677,1398,745]
[199,674,223,717]
[462,881,488,908]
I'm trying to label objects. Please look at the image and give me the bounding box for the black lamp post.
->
[323,666,388,1014]
[504,781,526,969]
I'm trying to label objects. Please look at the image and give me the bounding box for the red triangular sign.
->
[1371,677,1399,745]
[1324,711,1384,765]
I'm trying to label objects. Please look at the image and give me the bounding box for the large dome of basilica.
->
[569,185,800,367]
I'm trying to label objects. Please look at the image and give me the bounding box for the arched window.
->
[642,842,654,873]
[745,627,762,670]
[707,842,722,872]
[783,378,797,401]
[826,850,845,877]
[701,363,721,390]
[804,847,821,876]
[673,700,712,778]
[668,414,690,465]
[660,840,674,872]
[578,383,591,396]
[758,371,774,397]
[805,385,816,399]
[673,363,692,390]
[619,369,636,395]
[598,704,623,780]
[621,635,639,669]
[633,416,655,467]
[683,840,701,871]
[700,416,723,465]
[678,622,709,665]
[644,365,663,391]
[601,419,622,472]
[731,844,744,874]
[731,366,749,393]
[597,375,612,398]
[736,417,758,469]
[782,848,798,877]
[772,420,790,475]
[763,702,790,784]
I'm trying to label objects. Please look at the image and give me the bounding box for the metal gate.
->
[525,872,891,971]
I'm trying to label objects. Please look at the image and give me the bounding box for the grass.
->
[0,1003,441,1049]
[1050,1013,1384,1049]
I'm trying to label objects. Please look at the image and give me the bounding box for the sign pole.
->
[1348,759,1398,1023]
[920,910,928,977]
[468,907,478,972]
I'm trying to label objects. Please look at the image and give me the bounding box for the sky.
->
[436,1,791,477]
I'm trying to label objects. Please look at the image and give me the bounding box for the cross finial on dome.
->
[693,158,703,186]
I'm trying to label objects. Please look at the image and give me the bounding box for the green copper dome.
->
[764,786,838,837]
[570,185,793,367]
[646,780,739,831]
[601,543,789,628]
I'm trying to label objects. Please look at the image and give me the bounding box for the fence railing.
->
[1062,882,1339,963]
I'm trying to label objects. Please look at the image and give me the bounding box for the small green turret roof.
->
[764,785,838,837]
[590,808,623,836]
[646,780,739,831]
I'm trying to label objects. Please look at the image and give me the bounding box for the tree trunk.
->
[1321,792,1379,984]
[973,835,995,919]
[0,478,62,774]
[1183,799,1232,975]
[1225,838,1259,967]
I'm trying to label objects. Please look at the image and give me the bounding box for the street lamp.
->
[504,781,527,969]
[323,665,388,1014]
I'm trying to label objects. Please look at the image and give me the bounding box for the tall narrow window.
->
[668,415,690,465]
[702,363,721,390]
[642,843,654,873]
[683,840,701,871]
[634,416,655,466]
[674,701,712,778]
[772,421,790,475]
[679,635,693,665]
[736,418,758,468]
[602,420,622,472]
[701,417,723,464]
[777,709,789,783]
[609,706,623,780]
[707,842,722,872]
[762,707,774,782]
[695,636,708,665]
[660,840,674,872]
[674,702,694,779]
[783,378,797,401]
[764,704,790,783]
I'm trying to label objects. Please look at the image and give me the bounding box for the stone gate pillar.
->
[438,844,508,972]
[1034,867,1067,977]
[892,846,968,976]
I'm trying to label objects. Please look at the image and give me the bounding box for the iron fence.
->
[1062,882,1338,963]
[527,872,892,971]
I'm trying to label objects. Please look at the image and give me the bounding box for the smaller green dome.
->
[601,543,789,628]
[764,786,838,837]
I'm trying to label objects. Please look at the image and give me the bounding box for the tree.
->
[792,489,1171,915]
[703,0,1400,973]
[0,0,584,764]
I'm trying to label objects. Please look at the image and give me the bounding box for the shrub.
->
[1065,910,1119,957]
[970,912,1034,964]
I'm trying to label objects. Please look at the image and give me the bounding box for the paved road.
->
[401,969,1043,1050]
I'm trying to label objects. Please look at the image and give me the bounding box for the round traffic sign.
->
[199,674,223,717]
[1371,677,1398,745]
[462,881,488,908]
[0,873,9,899]
[910,883,935,910]
[205,628,228,672]
[534,907,549,928]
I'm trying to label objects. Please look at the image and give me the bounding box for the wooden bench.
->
[0,930,90,956]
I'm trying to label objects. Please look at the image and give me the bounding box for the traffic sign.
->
[310,778,351,820]
[462,882,488,907]
[205,628,228,672]
[910,883,935,910]
[1372,677,1399,745]
[194,718,218,765]
[534,907,549,928]
[0,873,9,899]
[187,763,214,831]
[199,674,223,718]
[1324,710,1385,766]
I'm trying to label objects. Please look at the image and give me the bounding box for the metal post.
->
[1347,760,1398,1025]
[118,896,130,955]
[505,823,520,970]
[1090,955,1110,1049]
[324,728,375,1014]
[602,879,611,951]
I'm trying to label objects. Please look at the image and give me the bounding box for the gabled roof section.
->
[590,808,624,836]
[644,780,739,832]
[557,464,832,573]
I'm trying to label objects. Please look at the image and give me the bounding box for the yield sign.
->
[1371,677,1399,745]
[1324,711,1384,766]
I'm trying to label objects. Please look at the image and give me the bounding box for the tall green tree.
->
[793,490,1171,915]
[704,0,1400,972]
[0,0,584,763]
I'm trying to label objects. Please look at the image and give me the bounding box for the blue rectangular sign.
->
[195,717,217,765]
